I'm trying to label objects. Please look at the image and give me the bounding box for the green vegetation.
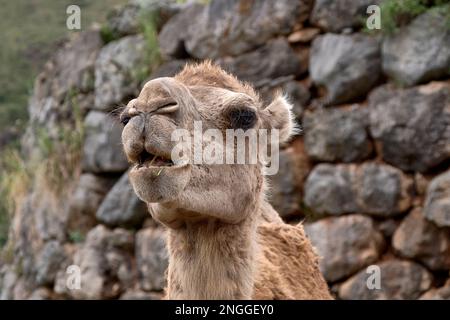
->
[0,0,125,248]
[132,7,164,84]
[0,0,125,136]
[379,0,450,33]
[69,230,85,244]
[0,92,85,247]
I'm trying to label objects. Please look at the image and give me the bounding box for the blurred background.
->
[0,0,449,300]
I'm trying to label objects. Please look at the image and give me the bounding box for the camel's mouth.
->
[136,150,174,169]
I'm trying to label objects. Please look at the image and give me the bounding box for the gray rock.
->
[7,189,71,291]
[67,174,117,234]
[0,266,18,300]
[23,31,102,155]
[104,4,141,38]
[35,241,67,286]
[393,207,450,270]
[268,141,311,218]
[183,0,312,59]
[358,163,413,216]
[424,170,450,227]
[136,228,169,291]
[104,0,185,39]
[81,111,129,173]
[304,164,359,215]
[339,260,433,300]
[311,0,383,32]
[71,225,135,299]
[382,10,450,86]
[96,172,148,228]
[303,107,372,162]
[310,33,381,104]
[369,82,450,172]
[158,4,204,58]
[218,38,303,86]
[304,163,412,217]
[281,81,310,119]
[94,35,147,110]
[305,214,384,282]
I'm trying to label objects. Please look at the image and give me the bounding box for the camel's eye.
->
[120,114,131,126]
[157,102,179,114]
[228,108,257,130]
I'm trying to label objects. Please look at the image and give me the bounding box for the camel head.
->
[120,61,296,227]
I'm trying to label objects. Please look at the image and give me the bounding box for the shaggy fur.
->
[121,61,332,300]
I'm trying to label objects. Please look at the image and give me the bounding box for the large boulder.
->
[311,0,383,32]
[304,163,413,217]
[218,38,303,86]
[96,172,148,228]
[81,111,129,173]
[305,214,384,282]
[310,33,381,104]
[424,170,450,227]
[393,208,450,271]
[94,35,147,110]
[161,0,312,59]
[303,107,372,162]
[136,228,169,291]
[369,82,450,172]
[382,10,450,86]
[339,260,433,300]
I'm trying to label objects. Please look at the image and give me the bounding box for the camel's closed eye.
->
[156,102,179,114]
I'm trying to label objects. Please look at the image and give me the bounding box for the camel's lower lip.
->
[132,162,188,172]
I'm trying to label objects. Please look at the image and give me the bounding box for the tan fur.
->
[121,61,332,300]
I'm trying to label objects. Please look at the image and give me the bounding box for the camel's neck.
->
[166,216,258,299]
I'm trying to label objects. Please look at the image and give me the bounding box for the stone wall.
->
[1,0,450,300]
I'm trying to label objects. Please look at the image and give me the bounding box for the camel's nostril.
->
[120,115,131,126]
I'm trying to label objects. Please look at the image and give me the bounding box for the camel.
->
[120,61,332,299]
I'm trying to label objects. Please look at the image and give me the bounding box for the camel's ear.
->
[260,94,298,143]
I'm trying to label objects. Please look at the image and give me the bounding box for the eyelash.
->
[156,102,178,114]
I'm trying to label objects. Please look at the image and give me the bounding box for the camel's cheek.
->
[128,164,191,204]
